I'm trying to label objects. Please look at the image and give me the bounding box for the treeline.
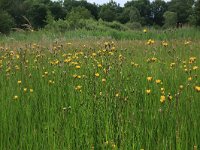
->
[1,0,200,34]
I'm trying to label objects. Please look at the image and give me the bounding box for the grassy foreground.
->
[0,28,200,149]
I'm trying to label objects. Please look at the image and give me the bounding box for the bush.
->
[0,10,15,34]
[102,21,130,31]
[163,11,177,28]
[125,22,142,30]
[45,19,69,32]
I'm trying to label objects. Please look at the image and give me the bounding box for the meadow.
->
[0,28,200,149]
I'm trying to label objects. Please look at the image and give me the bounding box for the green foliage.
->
[45,10,55,25]
[1,0,200,34]
[150,0,168,26]
[49,1,67,20]
[27,3,48,28]
[64,0,98,19]
[0,10,15,34]
[45,19,70,32]
[125,0,151,25]
[102,21,130,31]
[163,11,178,28]
[129,7,141,23]
[168,0,194,23]
[66,6,93,30]
[125,22,142,30]
[99,0,122,22]
[194,0,200,26]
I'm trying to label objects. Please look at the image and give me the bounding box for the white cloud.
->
[87,0,170,6]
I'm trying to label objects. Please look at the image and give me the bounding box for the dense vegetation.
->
[1,0,200,34]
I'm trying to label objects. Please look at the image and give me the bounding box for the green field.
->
[0,28,200,149]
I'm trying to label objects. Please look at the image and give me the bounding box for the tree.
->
[194,0,200,26]
[99,0,122,22]
[49,1,67,20]
[124,0,151,25]
[129,7,141,23]
[27,3,48,28]
[150,0,168,26]
[66,6,93,29]
[64,0,98,19]
[0,10,15,34]
[119,6,141,24]
[163,11,177,28]
[0,0,27,27]
[168,0,194,24]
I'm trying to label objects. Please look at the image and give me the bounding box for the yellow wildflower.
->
[162,41,168,47]
[75,85,82,91]
[160,95,165,103]
[13,95,18,100]
[156,79,161,84]
[195,86,200,92]
[115,93,119,97]
[146,89,151,95]
[102,78,106,82]
[147,77,153,81]
[98,64,102,68]
[179,85,184,90]
[75,65,81,69]
[24,88,27,92]
[193,66,198,70]
[92,53,96,56]
[167,93,173,101]
[143,29,147,33]
[95,73,100,77]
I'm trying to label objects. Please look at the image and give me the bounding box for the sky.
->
[52,0,170,6]
[86,0,170,6]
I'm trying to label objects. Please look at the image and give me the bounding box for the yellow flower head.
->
[24,88,27,92]
[75,65,81,69]
[160,95,166,103]
[98,64,102,68]
[193,66,198,70]
[17,80,22,84]
[146,39,155,45]
[143,29,147,33]
[75,85,82,91]
[167,93,173,101]
[95,73,100,77]
[102,78,106,82]
[188,77,192,81]
[92,53,96,56]
[13,95,18,100]
[195,86,200,92]
[184,41,191,45]
[146,89,151,95]
[189,57,196,64]
[147,77,153,81]
[179,85,184,90]
[162,41,168,47]
[156,79,161,84]
[115,93,119,97]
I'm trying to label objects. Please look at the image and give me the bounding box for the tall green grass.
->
[1,27,200,44]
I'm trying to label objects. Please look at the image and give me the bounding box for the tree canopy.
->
[0,0,200,34]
